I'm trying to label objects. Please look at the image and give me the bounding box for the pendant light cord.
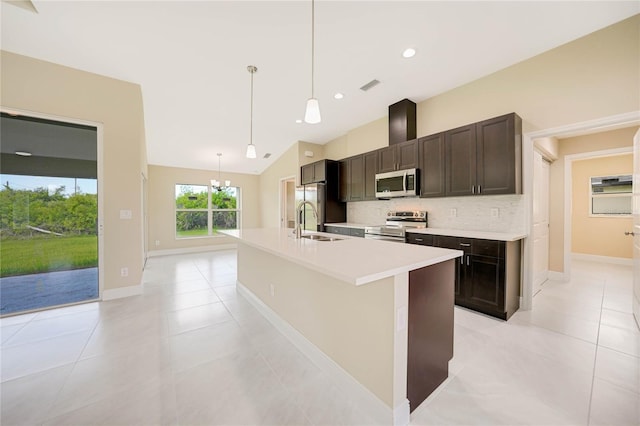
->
[250,68,254,146]
[311,0,315,98]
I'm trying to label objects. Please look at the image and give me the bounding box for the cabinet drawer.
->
[407,234,434,246]
[350,228,365,238]
[472,239,504,258]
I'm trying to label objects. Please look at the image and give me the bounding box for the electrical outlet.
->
[155,240,160,246]
[120,267,128,277]
[491,208,499,218]
[450,208,457,218]
[119,209,132,220]
[269,284,275,297]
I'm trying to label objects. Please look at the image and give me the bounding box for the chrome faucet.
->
[295,201,318,238]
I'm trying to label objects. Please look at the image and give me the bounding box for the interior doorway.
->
[280,176,296,229]
[0,112,101,315]
[532,149,550,295]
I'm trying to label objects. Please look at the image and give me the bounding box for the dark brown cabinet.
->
[340,152,378,202]
[407,233,521,320]
[418,133,445,198]
[325,225,365,238]
[377,139,418,173]
[445,113,522,197]
[301,159,331,185]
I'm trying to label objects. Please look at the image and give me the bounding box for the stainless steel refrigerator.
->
[295,183,346,232]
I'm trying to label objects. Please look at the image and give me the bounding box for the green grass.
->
[176,228,209,238]
[0,235,98,277]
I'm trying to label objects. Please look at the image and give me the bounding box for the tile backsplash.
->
[347,194,526,234]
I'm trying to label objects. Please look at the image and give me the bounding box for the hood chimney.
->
[388,98,416,145]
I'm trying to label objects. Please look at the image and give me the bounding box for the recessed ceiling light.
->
[334,93,344,100]
[15,151,32,157]
[402,48,416,58]
[296,119,302,124]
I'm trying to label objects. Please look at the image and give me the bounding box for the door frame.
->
[279,175,296,229]
[522,110,640,310]
[532,148,550,294]
[0,106,105,300]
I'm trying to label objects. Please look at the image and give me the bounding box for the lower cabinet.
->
[324,225,364,238]
[407,233,521,320]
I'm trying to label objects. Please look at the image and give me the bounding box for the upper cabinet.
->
[445,113,522,197]
[418,133,446,198]
[301,159,332,185]
[340,151,378,202]
[378,139,419,173]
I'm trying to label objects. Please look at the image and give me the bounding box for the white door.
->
[532,150,550,294]
[632,129,640,329]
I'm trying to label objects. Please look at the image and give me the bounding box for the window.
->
[175,184,240,238]
[590,175,632,216]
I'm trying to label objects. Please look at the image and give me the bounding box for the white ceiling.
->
[1,1,638,175]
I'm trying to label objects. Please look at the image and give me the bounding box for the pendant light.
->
[304,0,321,124]
[246,65,258,158]
[211,153,231,190]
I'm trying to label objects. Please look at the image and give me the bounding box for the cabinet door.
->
[378,146,396,173]
[363,151,378,200]
[465,255,505,313]
[301,164,314,185]
[434,236,465,302]
[476,113,517,195]
[313,161,326,183]
[339,160,349,202]
[445,124,476,197]
[419,133,445,198]
[349,155,365,201]
[397,139,418,170]
[406,233,434,246]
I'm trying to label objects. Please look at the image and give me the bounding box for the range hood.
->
[388,98,417,145]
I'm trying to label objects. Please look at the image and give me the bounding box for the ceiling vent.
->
[263,153,271,159]
[359,79,380,92]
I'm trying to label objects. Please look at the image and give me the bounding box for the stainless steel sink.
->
[301,234,343,242]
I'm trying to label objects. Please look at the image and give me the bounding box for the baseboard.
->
[236,281,401,426]
[147,243,237,258]
[102,284,143,300]
[571,253,632,266]
[547,271,566,281]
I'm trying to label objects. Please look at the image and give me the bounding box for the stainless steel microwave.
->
[375,168,420,198]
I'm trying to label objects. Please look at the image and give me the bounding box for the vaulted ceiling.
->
[1,1,638,174]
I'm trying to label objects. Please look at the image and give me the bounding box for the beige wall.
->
[1,50,146,293]
[324,15,639,158]
[147,165,260,251]
[571,154,633,259]
[548,127,637,270]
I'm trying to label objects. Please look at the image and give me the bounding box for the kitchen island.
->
[221,228,462,426]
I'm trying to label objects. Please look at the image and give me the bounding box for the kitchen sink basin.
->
[301,234,343,242]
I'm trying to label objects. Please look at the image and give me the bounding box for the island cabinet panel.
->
[418,133,445,198]
[407,259,455,412]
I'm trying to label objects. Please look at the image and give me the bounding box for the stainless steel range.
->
[364,211,427,242]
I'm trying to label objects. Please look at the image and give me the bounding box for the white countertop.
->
[221,228,462,286]
[324,222,370,229]
[407,228,527,242]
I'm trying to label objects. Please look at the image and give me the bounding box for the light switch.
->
[120,209,132,219]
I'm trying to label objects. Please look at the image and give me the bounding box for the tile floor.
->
[1,251,638,425]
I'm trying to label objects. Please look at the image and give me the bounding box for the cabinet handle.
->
[478,185,481,194]
[472,185,475,194]
[466,255,470,266]
[415,238,423,242]
[460,243,471,247]
[460,256,463,265]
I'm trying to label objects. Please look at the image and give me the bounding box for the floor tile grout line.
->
[586,279,606,426]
